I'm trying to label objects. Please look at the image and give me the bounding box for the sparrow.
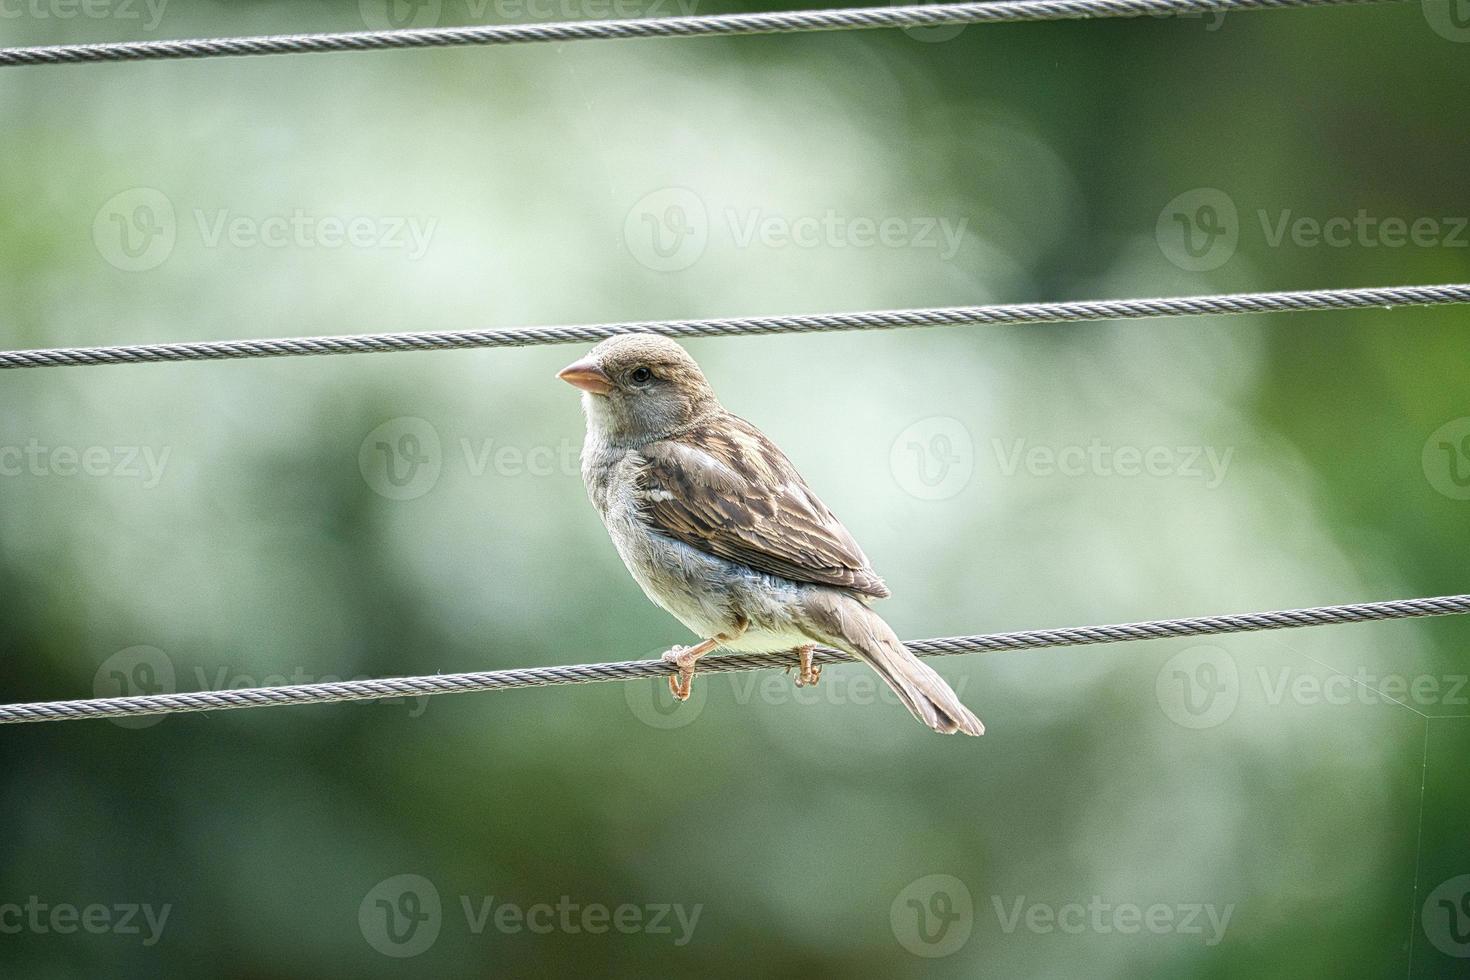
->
[558,334,983,736]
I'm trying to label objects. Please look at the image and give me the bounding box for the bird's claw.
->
[794,645,821,688]
[662,645,697,701]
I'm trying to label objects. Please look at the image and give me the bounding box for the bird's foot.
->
[661,646,696,701]
[661,642,712,701]
[794,645,822,688]
[657,633,732,702]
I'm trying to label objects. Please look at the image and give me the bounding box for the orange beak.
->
[557,357,614,395]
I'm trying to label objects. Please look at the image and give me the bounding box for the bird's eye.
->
[629,366,653,385]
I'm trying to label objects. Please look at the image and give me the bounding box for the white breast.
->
[582,438,815,652]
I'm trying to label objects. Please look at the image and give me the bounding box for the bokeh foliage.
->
[0,1,1468,976]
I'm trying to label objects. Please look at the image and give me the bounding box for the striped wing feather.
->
[638,415,890,599]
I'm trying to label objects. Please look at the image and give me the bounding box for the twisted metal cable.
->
[0,0,1407,68]
[4,282,1467,370]
[4,594,1467,725]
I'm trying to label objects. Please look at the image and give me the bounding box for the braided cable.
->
[4,593,1467,724]
[0,0,1409,68]
[3,282,1467,370]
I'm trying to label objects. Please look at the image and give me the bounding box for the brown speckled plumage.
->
[640,417,890,600]
[558,333,983,735]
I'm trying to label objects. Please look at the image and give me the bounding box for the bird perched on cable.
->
[558,334,983,736]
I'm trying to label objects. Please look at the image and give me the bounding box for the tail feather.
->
[801,593,984,736]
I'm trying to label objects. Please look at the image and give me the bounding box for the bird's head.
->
[557,334,721,444]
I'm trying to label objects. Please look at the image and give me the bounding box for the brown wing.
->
[637,415,890,599]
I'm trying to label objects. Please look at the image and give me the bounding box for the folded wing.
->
[637,415,890,599]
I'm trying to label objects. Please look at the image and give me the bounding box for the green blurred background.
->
[1,0,1468,976]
